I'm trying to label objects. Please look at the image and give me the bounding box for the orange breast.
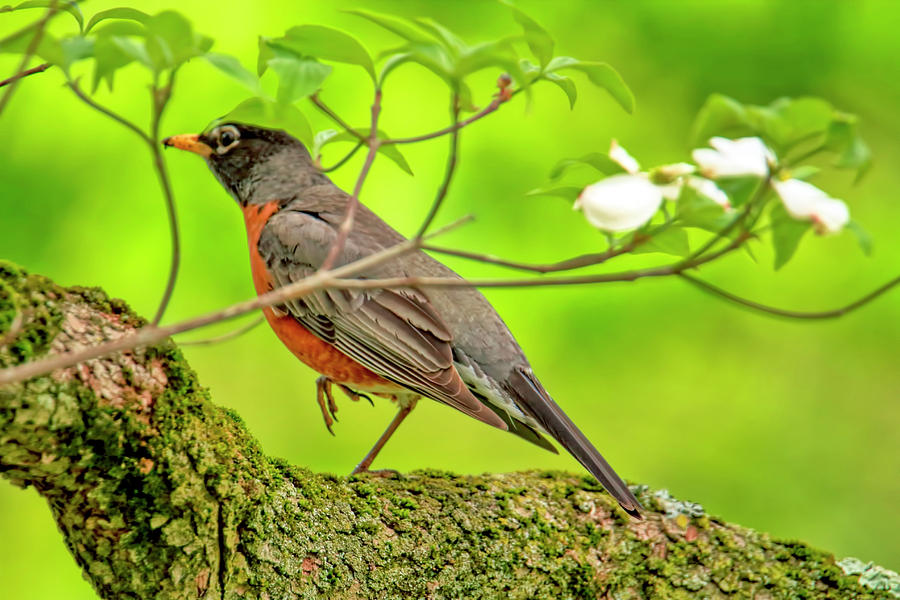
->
[243,202,397,390]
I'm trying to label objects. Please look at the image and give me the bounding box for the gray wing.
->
[257,208,507,431]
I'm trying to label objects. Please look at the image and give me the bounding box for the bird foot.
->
[315,376,376,435]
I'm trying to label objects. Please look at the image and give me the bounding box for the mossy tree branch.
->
[0,262,895,600]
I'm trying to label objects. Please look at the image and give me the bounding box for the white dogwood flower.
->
[771,178,850,234]
[609,139,641,174]
[692,136,775,179]
[574,174,663,232]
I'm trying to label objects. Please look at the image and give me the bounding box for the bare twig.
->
[319,88,383,271]
[414,94,461,239]
[679,273,900,320]
[423,235,648,274]
[382,96,506,145]
[310,92,366,142]
[0,1,58,115]
[178,316,265,346]
[320,141,364,173]
[148,69,180,325]
[0,62,50,88]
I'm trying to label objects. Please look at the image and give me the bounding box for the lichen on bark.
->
[0,262,895,599]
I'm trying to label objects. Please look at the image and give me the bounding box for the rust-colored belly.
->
[242,202,397,389]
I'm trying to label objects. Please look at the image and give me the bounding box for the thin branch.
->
[414,94,461,238]
[148,69,180,325]
[0,62,50,88]
[382,96,505,145]
[178,316,265,346]
[678,177,770,265]
[679,273,900,320]
[309,92,366,142]
[318,88,383,271]
[422,234,649,274]
[67,80,153,144]
[0,1,58,115]
[319,141,363,173]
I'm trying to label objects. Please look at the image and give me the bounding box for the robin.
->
[163,123,642,517]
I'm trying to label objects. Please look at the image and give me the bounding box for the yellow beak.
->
[162,134,213,158]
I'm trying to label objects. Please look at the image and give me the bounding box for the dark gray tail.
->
[509,367,642,518]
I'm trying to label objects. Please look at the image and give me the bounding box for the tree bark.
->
[0,261,895,600]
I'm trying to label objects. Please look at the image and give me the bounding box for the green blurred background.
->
[2,1,898,596]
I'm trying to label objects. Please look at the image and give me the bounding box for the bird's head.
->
[163,123,326,205]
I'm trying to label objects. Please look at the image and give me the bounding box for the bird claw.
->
[315,375,339,435]
[315,377,376,435]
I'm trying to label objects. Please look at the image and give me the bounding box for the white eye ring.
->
[215,125,240,154]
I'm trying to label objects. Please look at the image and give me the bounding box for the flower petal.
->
[693,136,773,179]
[609,139,640,174]
[772,178,850,234]
[687,176,731,209]
[772,178,828,219]
[577,174,663,232]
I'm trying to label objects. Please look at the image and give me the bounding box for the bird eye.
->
[215,125,240,154]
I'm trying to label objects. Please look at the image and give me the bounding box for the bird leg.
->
[351,397,418,475]
[315,376,378,435]
[315,376,339,435]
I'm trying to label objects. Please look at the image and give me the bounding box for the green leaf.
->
[345,9,433,43]
[456,38,528,91]
[549,152,625,180]
[631,226,690,257]
[846,220,873,256]
[92,34,134,91]
[271,25,375,81]
[716,176,762,208]
[312,129,339,158]
[91,21,147,38]
[502,1,554,68]
[59,35,93,71]
[749,96,834,151]
[269,57,332,104]
[786,165,821,180]
[3,0,83,32]
[220,97,313,147]
[145,10,208,71]
[412,17,467,56]
[547,57,633,114]
[525,186,581,200]
[676,185,732,232]
[85,7,149,33]
[690,93,753,147]
[825,117,872,181]
[205,53,264,95]
[543,72,576,109]
[0,27,63,64]
[324,129,413,175]
[770,202,811,269]
[109,36,152,68]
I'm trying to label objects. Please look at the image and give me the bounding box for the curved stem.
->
[67,80,153,144]
[414,94,460,239]
[178,316,265,346]
[679,273,900,320]
[309,92,366,142]
[382,95,505,145]
[148,69,180,325]
[320,141,363,173]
